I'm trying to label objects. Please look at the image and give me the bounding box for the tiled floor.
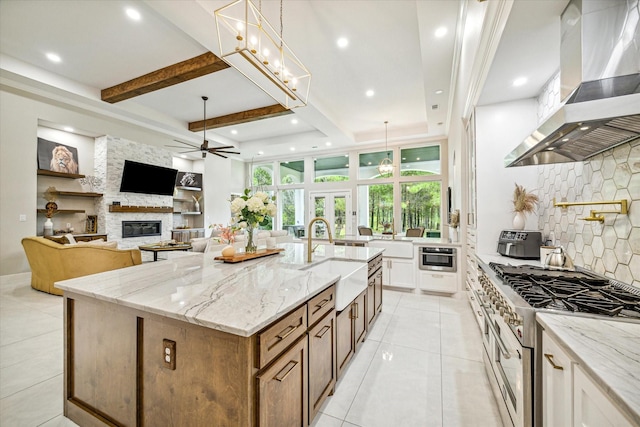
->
[0,273,506,427]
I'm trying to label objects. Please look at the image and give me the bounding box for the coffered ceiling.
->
[0,0,567,162]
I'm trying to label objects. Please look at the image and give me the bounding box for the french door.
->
[309,191,352,239]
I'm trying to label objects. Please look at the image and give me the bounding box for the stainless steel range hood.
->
[505,0,640,168]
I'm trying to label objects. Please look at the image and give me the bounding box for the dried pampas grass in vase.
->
[512,183,538,230]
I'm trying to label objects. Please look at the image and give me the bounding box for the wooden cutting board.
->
[214,248,285,263]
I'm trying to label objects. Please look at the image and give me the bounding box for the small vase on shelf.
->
[245,224,257,254]
[44,218,53,237]
[513,211,526,230]
[194,201,200,213]
[450,227,459,243]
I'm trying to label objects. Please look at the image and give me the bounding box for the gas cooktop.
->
[489,262,640,319]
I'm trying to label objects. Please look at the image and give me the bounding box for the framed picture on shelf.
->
[37,138,79,175]
[175,171,202,189]
[86,215,97,234]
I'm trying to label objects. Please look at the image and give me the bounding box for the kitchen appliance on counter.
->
[496,230,542,259]
[468,260,640,427]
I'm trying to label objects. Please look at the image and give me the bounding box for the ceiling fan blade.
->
[213,145,238,150]
[211,152,228,158]
[214,150,241,155]
[172,140,200,149]
[166,145,195,149]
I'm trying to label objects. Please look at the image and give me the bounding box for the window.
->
[252,163,273,187]
[357,184,394,233]
[314,155,349,182]
[401,181,441,236]
[359,150,394,179]
[279,188,305,236]
[400,146,440,176]
[280,160,304,184]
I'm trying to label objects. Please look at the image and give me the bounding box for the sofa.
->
[191,230,294,253]
[21,236,142,296]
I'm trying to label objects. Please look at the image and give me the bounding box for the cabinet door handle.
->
[355,302,359,318]
[315,325,331,338]
[276,324,298,340]
[274,360,299,382]
[544,353,563,370]
[315,299,329,309]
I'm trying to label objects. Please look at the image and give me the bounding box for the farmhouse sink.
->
[304,259,368,311]
[368,239,414,258]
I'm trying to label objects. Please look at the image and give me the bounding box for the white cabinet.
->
[381,258,414,289]
[573,365,632,427]
[541,330,633,427]
[542,330,573,427]
[418,271,457,293]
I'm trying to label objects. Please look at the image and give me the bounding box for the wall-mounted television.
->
[119,160,178,196]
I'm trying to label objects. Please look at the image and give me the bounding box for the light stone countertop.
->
[537,313,640,425]
[476,252,543,268]
[55,243,383,337]
[312,234,462,247]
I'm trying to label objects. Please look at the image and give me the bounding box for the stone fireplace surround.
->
[94,136,174,249]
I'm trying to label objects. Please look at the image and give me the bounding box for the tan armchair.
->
[21,237,142,296]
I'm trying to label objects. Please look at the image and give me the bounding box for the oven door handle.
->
[475,291,512,360]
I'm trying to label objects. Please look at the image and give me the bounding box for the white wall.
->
[475,99,540,255]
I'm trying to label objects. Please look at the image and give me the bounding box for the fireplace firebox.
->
[122,221,161,238]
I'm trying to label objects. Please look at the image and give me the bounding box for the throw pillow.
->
[269,230,288,237]
[190,237,211,253]
[77,239,118,249]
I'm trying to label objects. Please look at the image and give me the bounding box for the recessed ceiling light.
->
[366,89,375,97]
[344,154,348,157]
[345,164,349,167]
[416,157,421,161]
[285,161,289,164]
[258,151,264,155]
[337,37,349,48]
[291,118,298,124]
[63,126,74,132]
[402,157,406,160]
[435,89,444,95]
[290,147,295,151]
[435,27,448,38]
[46,53,61,63]
[513,77,528,87]
[325,141,332,146]
[126,8,141,21]
[231,129,238,135]
[367,162,372,165]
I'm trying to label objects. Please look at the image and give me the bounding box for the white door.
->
[309,191,352,239]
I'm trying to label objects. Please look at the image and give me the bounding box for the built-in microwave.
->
[419,246,457,272]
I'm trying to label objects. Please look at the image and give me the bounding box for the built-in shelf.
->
[175,186,201,191]
[109,205,173,213]
[178,212,202,215]
[37,169,85,179]
[37,209,85,214]
[51,191,103,198]
[173,198,191,202]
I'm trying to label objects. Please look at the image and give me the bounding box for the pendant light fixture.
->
[378,121,393,177]
[215,0,311,109]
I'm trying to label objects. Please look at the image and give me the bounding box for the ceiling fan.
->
[167,96,240,159]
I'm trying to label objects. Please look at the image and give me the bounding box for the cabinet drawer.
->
[257,304,307,369]
[419,271,457,293]
[368,255,382,276]
[308,285,336,327]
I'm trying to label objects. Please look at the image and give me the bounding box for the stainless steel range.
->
[469,260,640,427]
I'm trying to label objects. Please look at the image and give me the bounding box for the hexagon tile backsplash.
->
[536,139,639,287]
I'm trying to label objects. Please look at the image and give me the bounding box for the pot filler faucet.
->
[307,217,333,263]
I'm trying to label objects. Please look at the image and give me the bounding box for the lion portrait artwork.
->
[50,145,78,174]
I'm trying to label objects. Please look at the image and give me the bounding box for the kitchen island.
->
[55,243,384,427]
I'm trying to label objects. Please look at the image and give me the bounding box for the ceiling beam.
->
[188,104,292,131]
[101,52,230,103]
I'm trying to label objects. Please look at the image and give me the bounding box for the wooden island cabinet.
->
[58,244,385,427]
[64,283,337,427]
